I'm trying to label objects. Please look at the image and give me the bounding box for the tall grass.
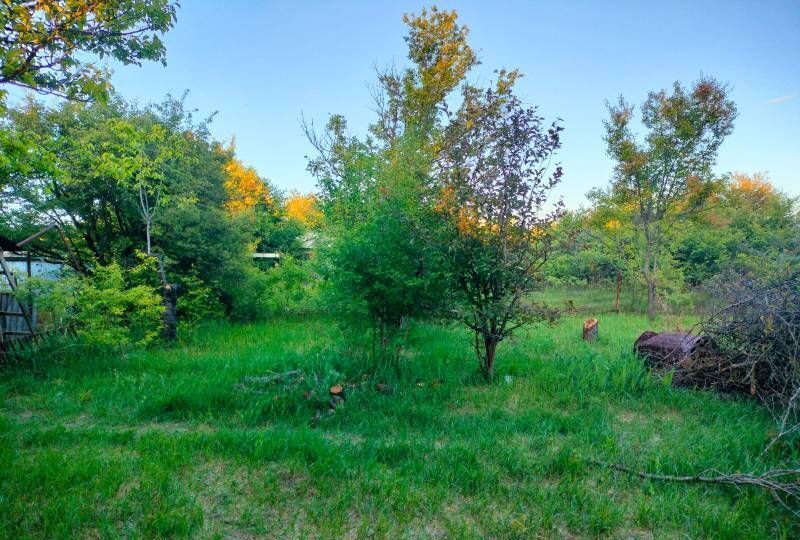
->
[0,310,795,538]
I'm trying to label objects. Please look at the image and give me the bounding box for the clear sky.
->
[107,0,799,208]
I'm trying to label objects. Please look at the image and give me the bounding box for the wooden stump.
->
[583,318,598,342]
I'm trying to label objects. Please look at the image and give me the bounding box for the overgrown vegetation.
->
[0,3,798,536]
[1,310,798,538]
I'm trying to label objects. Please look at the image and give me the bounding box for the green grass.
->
[1,308,797,538]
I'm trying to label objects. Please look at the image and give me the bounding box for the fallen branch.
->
[243,370,303,386]
[589,460,800,517]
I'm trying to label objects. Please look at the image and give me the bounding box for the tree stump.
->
[583,318,598,342]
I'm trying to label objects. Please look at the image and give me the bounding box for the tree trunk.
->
[646,277,657,320]
[615,269,622,313]
[145,220,152,255]
[162,283,178,341]
[481,335,498,381]
[643,230,658,320]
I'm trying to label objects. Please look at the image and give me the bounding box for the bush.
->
[176,270,225,325]
[259,256,319,316]
[226,258,320,321]
[35,262,164,347]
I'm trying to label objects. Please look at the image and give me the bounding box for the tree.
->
[304,8,477,359]
[0,0,177,103]
[223,156,274,215]
[1,93,258,313]
[438,74,564,380]
[284,192,321,228]
[94,116,179,255]
[585,188,638,311]
[604,78,736,319]
[369,6,477,145]
[678,172,800,281]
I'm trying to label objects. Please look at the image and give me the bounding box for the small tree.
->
[585,188,638,312]
[438,74,564,380]
[99,117,175,256]
[604,77,736,319]
[304,7,476,362]
[318,132,448,362]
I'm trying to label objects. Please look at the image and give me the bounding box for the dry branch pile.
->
[635,273,800,437]
[694,273,800,445]
[629,272,800,516]
[699,276,798,389]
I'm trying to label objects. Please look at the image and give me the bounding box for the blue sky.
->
[107,0,799,208]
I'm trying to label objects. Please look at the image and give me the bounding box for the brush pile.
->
[631,271,800,515]
[636,273,799,407]
[695,273,800,409]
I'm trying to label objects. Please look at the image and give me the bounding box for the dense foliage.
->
[0,92,317,339]
[0,4,796,375]
[604,78,738,319]
[0,3,799,532]
[0,0,177,103]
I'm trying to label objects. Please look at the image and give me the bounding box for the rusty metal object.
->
[583,318,598,342]
[633,331,710,369]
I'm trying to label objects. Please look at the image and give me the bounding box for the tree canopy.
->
[0,0,177,103]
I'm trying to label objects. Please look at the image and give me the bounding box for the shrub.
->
[35,262,164,347]
[176,270,225,325]
[259,256,319,316]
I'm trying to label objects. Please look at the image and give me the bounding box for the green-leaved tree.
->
[604,77,737,319]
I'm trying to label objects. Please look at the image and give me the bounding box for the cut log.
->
[583,318,598,342]
[329,384,344,397]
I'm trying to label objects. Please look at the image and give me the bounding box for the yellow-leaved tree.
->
[285,192,322,228]
[223,157,273,214]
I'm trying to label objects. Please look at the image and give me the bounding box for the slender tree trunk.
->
[646,276,657,320]
[615,269,622,313]
[643,227,658,320]
[482,335,498,381]
[145,220,152,255]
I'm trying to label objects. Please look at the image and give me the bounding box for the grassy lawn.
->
[1,306,796,538]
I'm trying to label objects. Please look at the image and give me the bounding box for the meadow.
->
[1,291,796,539]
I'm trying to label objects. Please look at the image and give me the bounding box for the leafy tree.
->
[305,8,477,359]
[304,113,380,228]
[370,6,477,144]
[92,115,181,255]
[1,93,261,319]
[584,188,639,310]
[284,192,321,228]
[319,132,448,361]
[0,0,177,102]
[604,77,737,318]
[2,95,217,265]
[223,155,274,215]
[438,74,564,380]
[672,172,799,283]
